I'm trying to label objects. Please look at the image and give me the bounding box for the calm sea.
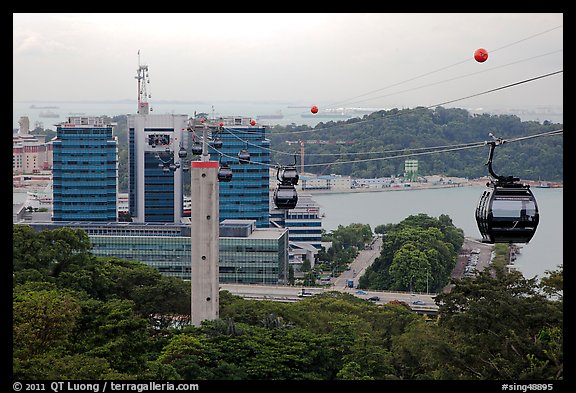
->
[311,186,563,281]
[12,101,562,132]
[12,101,326,130]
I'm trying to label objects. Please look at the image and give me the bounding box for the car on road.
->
[368,296,380,302]
[412,299,426,305]
[297,289,314,297]
[355,290,367,295]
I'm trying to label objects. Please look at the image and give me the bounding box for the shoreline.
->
[303,179,562,196]
[304,181,477,196]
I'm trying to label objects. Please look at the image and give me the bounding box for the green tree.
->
[360,214,461,292]
[68,297,152,375]
[388,243,429,292]
[13,285,82,358]
[433,266,563,379]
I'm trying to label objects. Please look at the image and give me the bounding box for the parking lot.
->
[452,238,494,279]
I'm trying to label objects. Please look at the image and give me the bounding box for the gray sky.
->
[13,13,563,111]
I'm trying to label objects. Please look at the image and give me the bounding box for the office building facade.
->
[198,116,271,228]
[20,221,289,284]
[219,220,289,284]
[52,116,118,221]
[128,114,188,223]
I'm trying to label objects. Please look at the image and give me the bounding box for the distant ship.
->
[39,110,59,118]
[302,112,357,119]
[256,110,284,120]
[30,104,60,109]
[535,181,551,188]
[301,107,379,119]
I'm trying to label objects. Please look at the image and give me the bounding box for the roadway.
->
[220,235,439,313]
[221,235,495,315]
[219,283,438,312]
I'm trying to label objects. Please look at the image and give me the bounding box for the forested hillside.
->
[267,106,563,181]
[40,106,561,193]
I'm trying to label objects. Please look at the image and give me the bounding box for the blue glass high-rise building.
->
[52,116,118,221]
[203,116,271,228]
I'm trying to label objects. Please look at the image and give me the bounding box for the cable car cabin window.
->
[492,198,537,221]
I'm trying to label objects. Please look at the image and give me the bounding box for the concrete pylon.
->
[190,161,220,326]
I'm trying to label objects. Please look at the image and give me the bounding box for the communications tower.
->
[135,50,152,114]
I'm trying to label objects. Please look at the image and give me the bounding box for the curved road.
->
[221,236,495,314]
[221,235,439,312]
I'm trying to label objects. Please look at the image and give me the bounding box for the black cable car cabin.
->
[274,184,298,209]
[211,138,223,149]
[217,164,233,182]
[281,166,299,186]
[273,160,299,209]
[475,134,539,244]
[476,184,539,244]
[191,142,203,155]
[238,149,250,164]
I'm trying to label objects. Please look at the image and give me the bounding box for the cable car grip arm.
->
[484,135,518,186]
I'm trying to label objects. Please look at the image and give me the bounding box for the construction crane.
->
[299,140,305,174]
[285,139,353,174]
[135,50,152,114]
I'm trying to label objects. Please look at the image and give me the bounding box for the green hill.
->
[267,106,563,181]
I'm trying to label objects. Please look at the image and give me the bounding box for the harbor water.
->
[14,185,562,281]
[311,186,563,281]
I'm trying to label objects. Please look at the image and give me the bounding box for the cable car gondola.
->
[211,137,223,149]
[273,158,299,209]
[475,134,539,244]
[238,148,250,164]
[211,123,224,149]
[191,142,203,155]
[274,184,299,209]
[178,146,187,158]
[280,156,299,186]
[218,165,233,182]
[218,154,233,182]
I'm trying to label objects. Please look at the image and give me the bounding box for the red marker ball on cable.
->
[474,48,488,63]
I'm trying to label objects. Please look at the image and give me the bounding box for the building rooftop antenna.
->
[135,50,152,114]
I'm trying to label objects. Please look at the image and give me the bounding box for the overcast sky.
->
[13,13,563,111]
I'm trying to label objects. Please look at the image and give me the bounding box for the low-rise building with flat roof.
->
[16,219,289,284]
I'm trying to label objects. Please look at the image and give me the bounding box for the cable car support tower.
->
[189,119,220,326]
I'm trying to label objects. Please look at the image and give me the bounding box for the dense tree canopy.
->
[13,224,562,381]
[359,213,464,292]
